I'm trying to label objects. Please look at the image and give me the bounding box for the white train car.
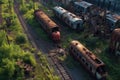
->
[53,6,83,31]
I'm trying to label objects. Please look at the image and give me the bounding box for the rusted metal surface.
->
[34,9,61,42]
[34,10,58,29]
[70,40,105,68]
[110,28,120,55]
[69,40,107,80]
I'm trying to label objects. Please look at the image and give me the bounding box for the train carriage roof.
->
[70,40,105,68]
[53,6,67,15]
[34,10,58,29]
[65,12,82,23]
[106,13,120,23]
[53,6,82,23]
[74,1,93,9]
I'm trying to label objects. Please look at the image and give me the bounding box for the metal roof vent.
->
[75,43,78,45]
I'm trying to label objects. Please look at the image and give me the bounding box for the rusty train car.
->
[68,40,107,80]
[34,10,60,42]
[53,6,83,31]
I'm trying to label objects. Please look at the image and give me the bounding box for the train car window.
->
[86,63,88,66]
[73,49,76,53]
[77,6,80,10]
[64,17,67,22]
[77,23,80,28]
[94,58,102,64]
[71,46,73,50]
[71,23,73,27]
[82,58,85,62]
[116,42,120,55]
[76,53,79,56]
[90,66,92,71]
[67,20,69,24]
[78,53,82,58]
[116,20,120,28]
[83,48,86,51]
[60,14,62,18]
[97,66,106,74]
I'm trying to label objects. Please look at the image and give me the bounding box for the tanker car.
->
[68,40,107,80]
[53,6,83,31]
[34,10,60,42]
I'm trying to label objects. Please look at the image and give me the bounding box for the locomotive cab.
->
[96,65,107,80]
[51,27,60,42]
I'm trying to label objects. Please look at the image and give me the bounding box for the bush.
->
[15,34,27,44]
[20,6,28,14]
[23,52,36,66]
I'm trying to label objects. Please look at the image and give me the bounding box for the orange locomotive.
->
[34,10,60,42]
[68,40,107,80]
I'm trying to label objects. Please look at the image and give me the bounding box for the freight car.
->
[53,6,83,31]
[73,1,93,14]
[68,40,107,80]
[106,13,120,31]
[34,10,60,42]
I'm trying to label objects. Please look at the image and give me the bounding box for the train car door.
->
[76,21,83,30]
[115,41,120,55]
[95,66,106,80]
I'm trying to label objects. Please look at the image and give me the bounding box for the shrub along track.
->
[14,1,73,80]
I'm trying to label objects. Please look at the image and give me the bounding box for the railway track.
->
[14,1,73,80]
[49,50,73,80]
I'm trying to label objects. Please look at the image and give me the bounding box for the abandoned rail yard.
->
[0,0,120,80]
